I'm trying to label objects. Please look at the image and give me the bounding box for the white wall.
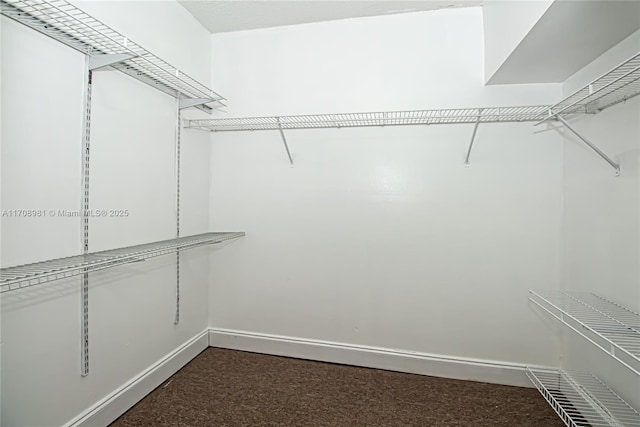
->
[560,30,640,410]
[483,0,553,83]
[485,1,640,85]
[0,1,213,425]
[208,8,564,380]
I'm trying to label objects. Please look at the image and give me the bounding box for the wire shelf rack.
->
[537,52,640,121]
[0,0,225,111]
[526,368,640,427]
[185,105,551,132]
[529,290,640,374]
[0,232,244,293]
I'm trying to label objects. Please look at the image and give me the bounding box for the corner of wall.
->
[482,0,554,84]
[558,31,640,411]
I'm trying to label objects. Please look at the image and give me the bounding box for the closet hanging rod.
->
[0,0,225,113]
[184,105,552,132]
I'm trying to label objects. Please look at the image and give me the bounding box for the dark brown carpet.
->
[111,348,561,426]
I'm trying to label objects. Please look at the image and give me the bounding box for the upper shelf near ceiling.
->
[537,52,640,121]
[185,106,551,132]
[0,0,225,113]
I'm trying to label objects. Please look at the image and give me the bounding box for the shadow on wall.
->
[0,244,221,313]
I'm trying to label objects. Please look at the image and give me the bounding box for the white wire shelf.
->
[527,368,640,427]
[185,105,551,132]
[538,52,640,121]
[0,232,244,293]
[0,0,225,112]
[529,290,640,375]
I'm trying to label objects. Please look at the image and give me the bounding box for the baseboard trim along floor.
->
[208,328,540,388]
[67,330,209,427]
[64,326,547,426]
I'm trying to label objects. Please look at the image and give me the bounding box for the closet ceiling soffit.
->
[178,0,484,34]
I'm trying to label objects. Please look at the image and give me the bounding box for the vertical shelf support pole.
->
[80,57,92,377]
[556,115,620,176]
[174,100,181,325]
[276,117,294,165]
[464,109,482,167]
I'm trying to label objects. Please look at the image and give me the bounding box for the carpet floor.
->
[111,348,562,426]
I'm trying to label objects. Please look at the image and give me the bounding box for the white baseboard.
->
[61,327,541,427]
[66,330,209,427]
[208,328,540,388]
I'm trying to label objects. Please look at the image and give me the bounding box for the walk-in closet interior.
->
[1,0,639,425]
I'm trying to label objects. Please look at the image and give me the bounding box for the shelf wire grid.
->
[0,232,244,293]
[186,105,551,132]
[526,368,640,427]
[0,0,225,105]
[529,290,640,372]
[538,52,640,120]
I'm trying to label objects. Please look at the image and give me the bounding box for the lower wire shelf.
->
[526,368,640,427]
[0,232,245,293]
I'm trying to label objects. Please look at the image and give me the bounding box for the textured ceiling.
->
[179,0,484,34]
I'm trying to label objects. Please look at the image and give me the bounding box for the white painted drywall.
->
[486,1,640,84]
[179,0,484,34]
[482,0,553,84]
[560,30,640,411]
[0,1,213,425]
[208,8,564,376]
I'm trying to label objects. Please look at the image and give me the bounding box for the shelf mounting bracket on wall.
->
[80,57,92,377]
[556,115,620,176]
[464,109,482,167]
[179,98,214,110]
[174,100,182,325]
[276,116,294,165]
[88,53,138,71]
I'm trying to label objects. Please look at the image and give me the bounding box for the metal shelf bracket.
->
[276,117,294,165]
[88,53,138,71]
[178,98,214,110]
[556,115,620,176]
[464,109,482,167]
[174,100,181,325]
[80,58,92,378]
[0,0,226,111]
